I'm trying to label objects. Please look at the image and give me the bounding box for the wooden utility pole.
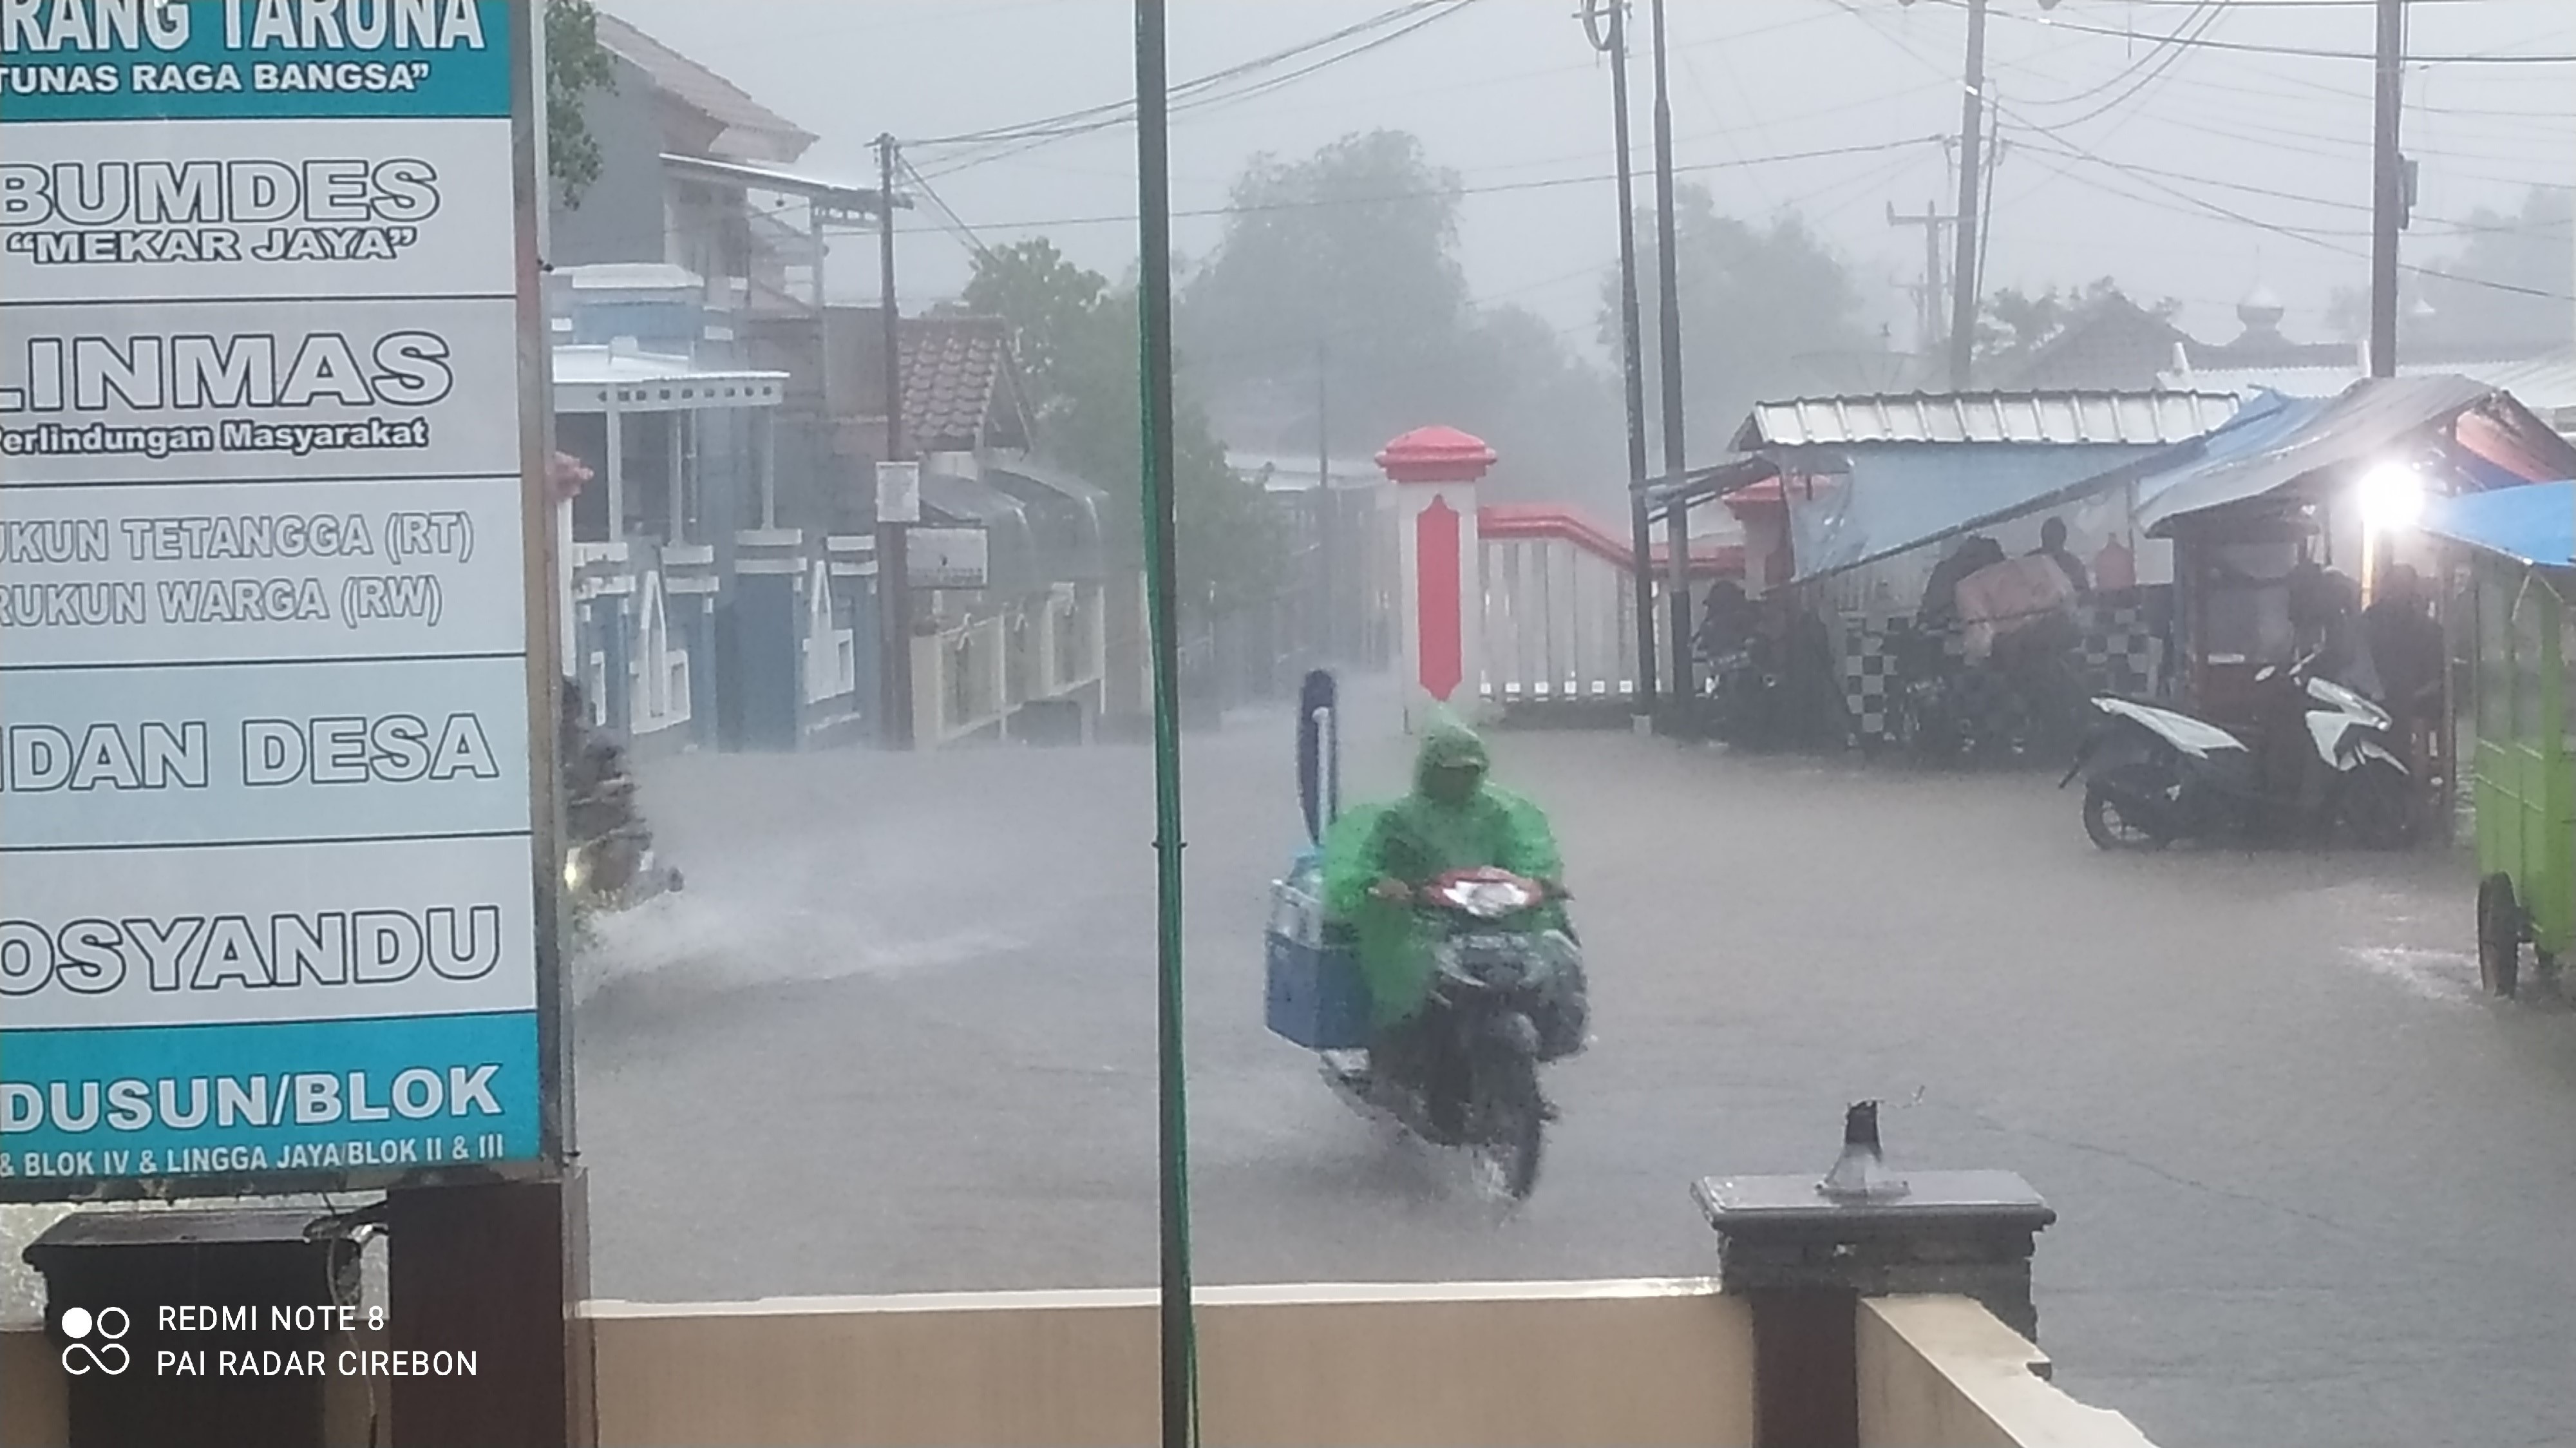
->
[2369,0,2405,377]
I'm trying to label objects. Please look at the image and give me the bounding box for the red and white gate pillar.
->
[1377,426,1497,732]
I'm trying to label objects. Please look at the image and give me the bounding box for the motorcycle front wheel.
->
[2083,770,2173,851]
[1464,1043,1545,1203]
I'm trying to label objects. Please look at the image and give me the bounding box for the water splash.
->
[2341,944,2481,1003]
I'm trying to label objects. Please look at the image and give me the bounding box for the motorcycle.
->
[2060,654,2414,851]
[1701,640,1786,748]
[561,685,684,910]
[1887,632,1982,766]
[1267,671,1584,1204]
[1318,866,1584,1202]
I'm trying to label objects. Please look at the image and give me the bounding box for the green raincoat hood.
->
[1321,715,1564,1028]
[1412,715,1491,794]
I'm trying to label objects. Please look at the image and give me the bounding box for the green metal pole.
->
[1134,4,1198,1445]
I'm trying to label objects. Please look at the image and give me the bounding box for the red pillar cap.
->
[1376,426,1498,484]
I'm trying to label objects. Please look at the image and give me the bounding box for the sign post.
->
[907,526,988,591]
[1,1,578,1437]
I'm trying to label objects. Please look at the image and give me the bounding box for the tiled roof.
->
[1735,390,2243,450]
[592,12,816,164]
[900,316,1027,453]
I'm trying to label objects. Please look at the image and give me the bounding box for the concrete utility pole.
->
[1584,0,1660,719]
[1649,0,1692,731]
[1888,202,1953,364]
[876,133,916,748]
[2369,0,2406,378]
[1946,0,1990,390]
[1587,0,1658,718]
[1314,339,1334,662]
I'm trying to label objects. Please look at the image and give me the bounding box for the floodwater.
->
[569,684,2576,1448]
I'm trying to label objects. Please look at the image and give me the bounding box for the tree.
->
[1180,131,1622,511]
[546,0,618,209]
[966,240,1283,616]
[1604,186,1879,451]
[1974,279,2179,376]
[2327,186,2574,354]
[1182,132,1473,442]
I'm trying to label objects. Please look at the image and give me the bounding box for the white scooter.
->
[2061,653,2414,850]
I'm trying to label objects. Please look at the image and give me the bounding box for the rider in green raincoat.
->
[1319,716,1571,1038]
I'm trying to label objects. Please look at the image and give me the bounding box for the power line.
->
[2084,0,2546,7]
[882,136,1949,238]
[2007,129,2573,301]
[907,0,1485,178]
[2007,1,2220,113]
[900,157,999,265]
[1910,0,2576,63]
[909,2,1448,146]
[2075,101,2575,193]
[1833,1,2576,303]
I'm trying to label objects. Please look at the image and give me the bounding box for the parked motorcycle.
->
[1319,866,1584,1202]
[2060,656,2414,850]
[1888,632,1984,766]
[1701,641,1786,748]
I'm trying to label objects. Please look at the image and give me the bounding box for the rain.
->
[6,4,2576,1446]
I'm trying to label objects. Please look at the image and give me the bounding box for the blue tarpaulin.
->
[1779,390,2327,584]
[1787,444,2169,582]
[2131,390,2329,515]
[2421,481,2575,569]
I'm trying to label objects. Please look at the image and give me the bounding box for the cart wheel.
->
[2477,873,2521,999]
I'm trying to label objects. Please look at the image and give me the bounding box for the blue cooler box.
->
[1264,857,1370,1050]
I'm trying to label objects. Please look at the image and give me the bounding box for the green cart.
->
[2427,482,2576,998]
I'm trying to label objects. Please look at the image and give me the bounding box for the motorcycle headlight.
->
[1438,880,1538,919]
[564,852,585,893]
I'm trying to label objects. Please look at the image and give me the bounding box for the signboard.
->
[875,461,921,526]
[0,1,551,1196]
[909,527,989,590]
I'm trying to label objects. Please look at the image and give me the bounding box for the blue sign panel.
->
[0,0,513,121]
[0,0,543,1194]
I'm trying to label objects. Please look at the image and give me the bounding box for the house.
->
[1991,294,2193,392]
[559,10,823,308]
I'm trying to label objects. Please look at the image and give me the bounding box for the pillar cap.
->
[1695,1169,2054,1239]
[1376,426,1497,484]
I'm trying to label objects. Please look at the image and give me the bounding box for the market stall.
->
[2420,481,2576,998]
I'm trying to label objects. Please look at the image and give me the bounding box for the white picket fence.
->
[1479,505,1734,715]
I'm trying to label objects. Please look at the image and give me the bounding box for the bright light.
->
[2358,462,2427,531]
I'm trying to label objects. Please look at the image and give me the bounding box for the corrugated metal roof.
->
[2162,350,2576,419]
[2136,375,2498,535]
[1736,390,2242,450]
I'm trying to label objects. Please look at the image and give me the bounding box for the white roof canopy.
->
[554,343,788,416]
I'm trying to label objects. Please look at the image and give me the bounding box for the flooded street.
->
[575,689,2576,1448]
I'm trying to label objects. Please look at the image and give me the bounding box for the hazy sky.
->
[603,0,2576,361]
